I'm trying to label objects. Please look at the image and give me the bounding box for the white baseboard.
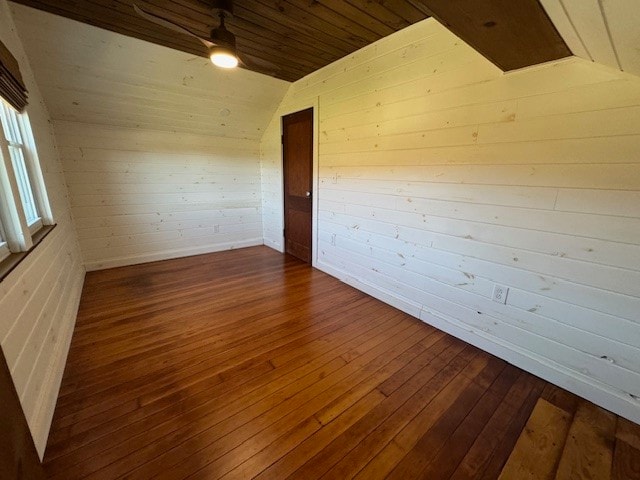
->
[316,260,422,317]
[84,238,264,271]
[263,236,284,253]
[316,259,640,425]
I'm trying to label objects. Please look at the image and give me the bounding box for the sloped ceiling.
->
[417,0,570,71]
[8,0,432,82]
[10,4,289,139]
[540,0,640,77]
[8,0,573,82]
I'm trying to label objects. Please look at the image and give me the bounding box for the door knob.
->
[306,191,312,198]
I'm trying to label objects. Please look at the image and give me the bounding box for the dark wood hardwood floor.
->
[43,246,640,479]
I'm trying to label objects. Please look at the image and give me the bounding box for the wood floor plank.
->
[53,288,373,416]
[49,313,404,478]
[417,365,521,479]
[497,398,572,480]
[148,320,430,479]
[391,351,487,452]
[62,263,320,383]
[555,402,616,480]
[288,344,475,479]
[315,332,449,426]
[269,342,462,477]
[447,370,539,480]
[41,246,640,480]
[253,389,388,480]
[48,294,379,450]
[47,300,376,450]
[540,384,580,418]
[356,350,492,479]
[613,439,640,480]
[384,355,501,480]
[377,332,453,397]
[477,377,547,480]
[617,417,640,452]
[224,389,388,480]
[76,315,414,479]
[55,279,356,412]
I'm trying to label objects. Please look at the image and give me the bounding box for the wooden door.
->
[282,108,313,263]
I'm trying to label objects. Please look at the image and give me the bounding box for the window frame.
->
[0,220,9,260]
[0,97,54,268]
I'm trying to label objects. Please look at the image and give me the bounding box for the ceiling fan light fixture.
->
[208,10,238,69]
[209,45,238,68]
[135,2,280,74]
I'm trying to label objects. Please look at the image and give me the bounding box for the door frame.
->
[279,99,319,266]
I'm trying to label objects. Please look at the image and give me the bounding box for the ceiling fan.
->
[133,0,277,72]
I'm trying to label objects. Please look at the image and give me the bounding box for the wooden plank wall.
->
[10,4,289,138]
[0,0,84,458]
[540,0,640,77]
[54,122,265,270]
[260,19,640,423]
[0,346,45,479]
[10,4,289,270]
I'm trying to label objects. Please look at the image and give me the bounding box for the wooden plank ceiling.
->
[540,0,640,77]
[423,0,571,71]
[9,0,570,82]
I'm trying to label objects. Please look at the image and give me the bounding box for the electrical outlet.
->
[492,284,509,304]
[214,224,220,233]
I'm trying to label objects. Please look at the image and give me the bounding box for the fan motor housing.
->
[211,24,236,48]
[209,0,234,16]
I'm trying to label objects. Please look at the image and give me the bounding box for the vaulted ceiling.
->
[11,3,290,138]
[9,0,571,82]
[540,0,640,78]
[10,0,432,82]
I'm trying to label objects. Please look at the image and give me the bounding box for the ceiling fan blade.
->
[238,53,281,75]
[133,4,214,48]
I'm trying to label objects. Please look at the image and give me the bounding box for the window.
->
[1,101,41,230]
[0,219,9,261]
[0,97,53,265]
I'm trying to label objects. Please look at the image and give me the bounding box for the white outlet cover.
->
[492,284,509,304]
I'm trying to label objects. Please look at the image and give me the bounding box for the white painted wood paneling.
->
[540,0,640,77]
[11,4,289,270]
[537,0,591,60]
[600,0,640,77]
[261,19,640,424]
[10,4,288,140]
[0,0,84,457]
[559,0,619,69]
[54,121,265,270]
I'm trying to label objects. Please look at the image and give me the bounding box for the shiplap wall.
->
[54,122,265,270]
[540,0,640,77]
[12,4,289,270]
[0,0,84,457]
[261,19,640,423]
